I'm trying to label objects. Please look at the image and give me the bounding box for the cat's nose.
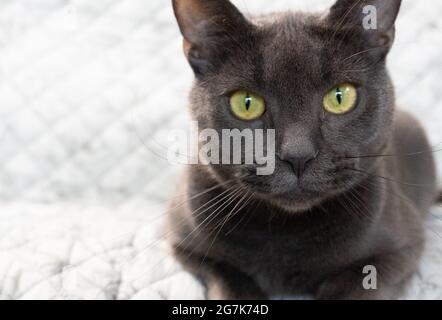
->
[278,125,319,178]
[279,151,319,178]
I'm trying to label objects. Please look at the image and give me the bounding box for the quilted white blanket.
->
[0,0,441,300]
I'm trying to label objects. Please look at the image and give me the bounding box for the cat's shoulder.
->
[394,109,426,136]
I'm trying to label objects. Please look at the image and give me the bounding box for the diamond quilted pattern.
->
[0,0,441,300]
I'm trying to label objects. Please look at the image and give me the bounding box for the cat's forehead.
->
[253,11,324,43]
[253,12,327,87]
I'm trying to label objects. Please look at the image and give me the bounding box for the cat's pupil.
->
[336,88,343,104]
[245,95,252,110]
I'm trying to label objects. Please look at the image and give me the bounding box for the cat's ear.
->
[327,0,401,52]
[172,0,252,76]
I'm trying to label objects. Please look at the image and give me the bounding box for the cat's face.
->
[173,0,401,212]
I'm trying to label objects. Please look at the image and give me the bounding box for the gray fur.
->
[168,0,438,299]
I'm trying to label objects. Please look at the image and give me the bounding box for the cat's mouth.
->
[243,177,340,213]
[238,161,319,190]
[235,161,360,212]
[269,194,325,213]
[238,173,325,209]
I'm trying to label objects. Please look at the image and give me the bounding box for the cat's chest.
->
[211,215,348,268]
[206,209,367,286]
[208,226,335,294]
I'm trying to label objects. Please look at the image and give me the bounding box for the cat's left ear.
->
[327,0,402,52]
[172,0,252,76]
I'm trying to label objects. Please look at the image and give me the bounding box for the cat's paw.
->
[207,281,267,300]
[316,271,380,300]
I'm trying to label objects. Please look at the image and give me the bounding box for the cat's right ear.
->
[172,0,252,76]
[327,0,402,55]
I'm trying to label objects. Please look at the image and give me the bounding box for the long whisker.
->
[200,191,253,265]
[348,187,373,221]
[345,167,437,189]
[343,143,442,160]
[342,190,366,222]
[362,173,442,210]
[184,187,246,248]
[225,197,260,236]
[346,169,442,218]
[121,184,241,273]
[127,186,245,286]
[353,176,442,239]
[167,189,246,274]
[141,177,242,225]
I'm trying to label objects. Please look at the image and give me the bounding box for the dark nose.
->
[279,151,318,178]
[278,124,319,178]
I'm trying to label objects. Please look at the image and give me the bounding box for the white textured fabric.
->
[0,0,441,299]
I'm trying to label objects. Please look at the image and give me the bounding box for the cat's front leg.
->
[173,247,267,300]
[315,249,421,300]
[205,271,267,300]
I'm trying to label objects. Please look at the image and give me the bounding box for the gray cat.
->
[167,0,440,299]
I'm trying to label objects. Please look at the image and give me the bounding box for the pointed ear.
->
[327,0,401,52]
[172,0,252,76]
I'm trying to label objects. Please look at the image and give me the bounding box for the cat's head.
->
[173,0,401,212]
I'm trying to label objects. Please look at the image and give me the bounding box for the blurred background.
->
[0,0,441,299]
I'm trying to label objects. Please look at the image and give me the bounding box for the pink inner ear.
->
[182,39,191,57]
[374,32,392,47]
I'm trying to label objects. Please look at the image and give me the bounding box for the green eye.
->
[230,90,266,121]
[323,83,358,114]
